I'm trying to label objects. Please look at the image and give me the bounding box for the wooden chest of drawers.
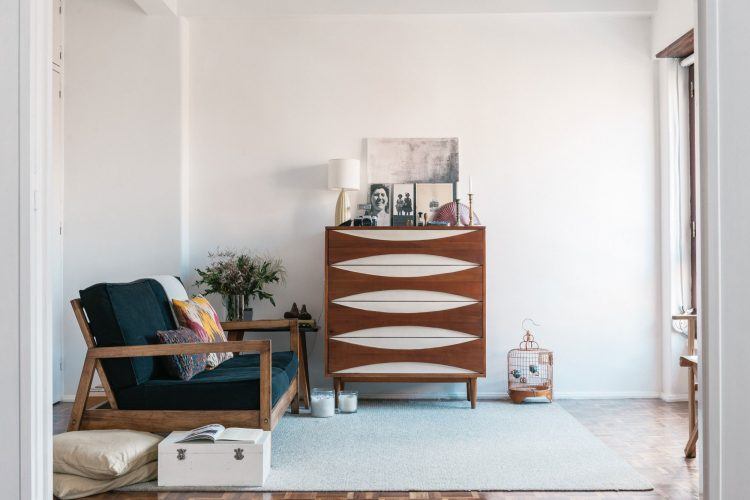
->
[324,226,486,407]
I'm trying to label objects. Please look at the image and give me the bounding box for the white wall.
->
[62,0,183,394]
[651,0,694,55]
[0,0,22,495]
[188,14,660,398]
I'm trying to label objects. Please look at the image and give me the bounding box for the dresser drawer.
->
[327,302,483,337]
[327,228,484,265]
[327,336,485,374]
[327,266,483,302]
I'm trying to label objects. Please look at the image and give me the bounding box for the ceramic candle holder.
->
[310,388,335,418]
[338,390,358,413]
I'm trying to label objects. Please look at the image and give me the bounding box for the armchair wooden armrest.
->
[87,339,271,359]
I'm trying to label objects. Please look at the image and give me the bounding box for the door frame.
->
[17,1,721,499]
[19,0,53,497]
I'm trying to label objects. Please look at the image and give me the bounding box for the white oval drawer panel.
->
[332,264,477,277]
[331,337,477,350]
[334,326,476,338]
[335,254,477,266]
[333,229,477,241]
[332,301,477,313]
[333,362,477,374]
[333,289,476,302]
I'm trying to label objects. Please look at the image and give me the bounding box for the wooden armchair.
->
[68,279,301,433]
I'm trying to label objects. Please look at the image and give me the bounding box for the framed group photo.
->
[391,184,415,226]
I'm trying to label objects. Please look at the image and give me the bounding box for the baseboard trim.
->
[60,391,664,404]
[359,391,662,400]
[660,393,689,402]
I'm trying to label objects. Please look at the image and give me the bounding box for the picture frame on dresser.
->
[324,226,486,408]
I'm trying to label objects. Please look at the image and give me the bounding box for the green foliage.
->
[195,249,286,306]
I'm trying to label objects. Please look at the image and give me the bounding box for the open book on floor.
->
[176,424,263,444]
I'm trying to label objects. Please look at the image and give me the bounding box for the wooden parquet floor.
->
[53,399,698,499]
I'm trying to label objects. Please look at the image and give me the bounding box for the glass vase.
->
[223,294,246,321]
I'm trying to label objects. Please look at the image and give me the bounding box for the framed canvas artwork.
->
[366,138,459,184]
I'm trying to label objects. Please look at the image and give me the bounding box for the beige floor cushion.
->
[54,430,162,479]
[53,461,157,499]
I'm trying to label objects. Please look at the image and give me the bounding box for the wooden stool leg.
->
[299,332,311,409]
[333,377,341,409]
[685,365,698,458]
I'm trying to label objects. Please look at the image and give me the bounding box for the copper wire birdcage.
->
[508,319,553,403]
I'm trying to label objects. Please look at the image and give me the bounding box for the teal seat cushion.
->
[80,279,176,389]
[218,351,298,382]
[115,351,298,410]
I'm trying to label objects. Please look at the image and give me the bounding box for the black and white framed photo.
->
[368,183,391,226]
[416,183,454,222]
[391,183,416,226]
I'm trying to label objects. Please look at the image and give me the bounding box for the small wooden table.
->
[222,320,318,409]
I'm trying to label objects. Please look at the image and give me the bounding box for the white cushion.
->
[148,274,189,325]
[53,461,157,499]
[54,430,162,479]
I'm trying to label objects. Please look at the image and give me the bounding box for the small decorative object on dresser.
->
[507,319,553,403]
[325,226,486,408]
[195,249,286,321]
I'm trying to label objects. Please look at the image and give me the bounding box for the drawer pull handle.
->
[234,448,244,460]
[176,449,186,461]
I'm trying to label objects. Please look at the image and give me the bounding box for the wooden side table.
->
[222,319,317,409]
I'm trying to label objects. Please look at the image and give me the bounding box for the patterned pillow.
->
[172,296,233,368]
[155,328,207,380]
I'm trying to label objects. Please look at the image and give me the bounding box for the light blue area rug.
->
[122,400,651,492]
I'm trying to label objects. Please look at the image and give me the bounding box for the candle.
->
[338,391,358,413]
[310,389,335,418]
[469,176,474,194]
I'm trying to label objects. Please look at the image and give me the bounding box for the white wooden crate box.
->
[158,431,271,487]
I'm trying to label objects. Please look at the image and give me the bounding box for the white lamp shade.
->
[328,159,360,191]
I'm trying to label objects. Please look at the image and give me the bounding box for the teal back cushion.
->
[79,279,177,389]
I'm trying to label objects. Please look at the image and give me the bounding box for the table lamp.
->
[328,159,360,225]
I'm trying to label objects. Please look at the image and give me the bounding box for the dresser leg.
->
[333,377,341,409]
[466,380,471,401]
[469,378,478,409]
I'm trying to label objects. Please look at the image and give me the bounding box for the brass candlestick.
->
[468,193,474,226]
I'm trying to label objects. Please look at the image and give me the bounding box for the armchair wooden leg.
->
[259,349,272,431]
[68,356,96,431]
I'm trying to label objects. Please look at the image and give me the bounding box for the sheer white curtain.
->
[667,59,693,324]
